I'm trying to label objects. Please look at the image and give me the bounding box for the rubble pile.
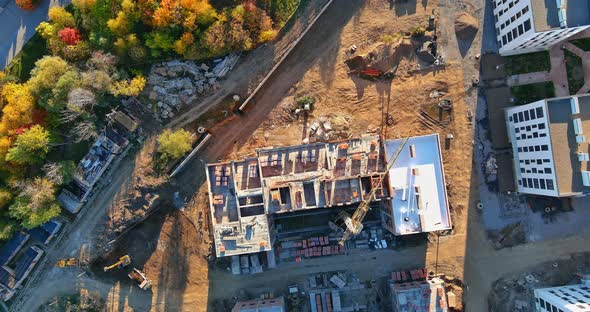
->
[307,115,352,142]
[147,53,240,119]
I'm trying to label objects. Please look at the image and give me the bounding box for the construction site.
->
[12,0,485,311]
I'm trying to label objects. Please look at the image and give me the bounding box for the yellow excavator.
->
[103,255,131,272]
[55,258,78,267]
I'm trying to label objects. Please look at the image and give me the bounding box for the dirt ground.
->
[220,1,472,235]
[489,251,590,311]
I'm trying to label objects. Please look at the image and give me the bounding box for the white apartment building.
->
[493,0,590,55]
[534,276,590,312]
[505,94,590,197]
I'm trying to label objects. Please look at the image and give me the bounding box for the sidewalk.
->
[0,0,70,70]
[506,71,551,87]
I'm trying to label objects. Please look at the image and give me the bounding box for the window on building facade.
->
[526,125,531,131]
[523,179,528,187]
[547,179,554,190]
[533,179,539,188]
[544,167,552,174]
[540,179,546,189]
[536,107,544,118]
[540,133,547,137]
[530,109,536,119]
[541,145,548,151]
[524,110,530,121]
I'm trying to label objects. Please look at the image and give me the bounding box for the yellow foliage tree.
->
[107,11,130,37]
[173,40,188,55]
[36,22,57,40]
[110,76,146,97]
[48,7,75,27]
[259,30,278,43]
[121,0,135,12]
[0,83,34,136]
[71,0,96,12]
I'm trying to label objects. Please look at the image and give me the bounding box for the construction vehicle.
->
[331,138,409,245]
[55,258,78,267]
[128,268,152,290]
[103,255,131,272]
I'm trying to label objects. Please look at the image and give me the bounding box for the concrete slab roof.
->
[384,134,451,235]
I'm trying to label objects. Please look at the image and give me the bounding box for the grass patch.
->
[570,38,590,52]
[3,33,48,82]
[504,51,551,75]
[511,82,555,105]
[564,50,585,94]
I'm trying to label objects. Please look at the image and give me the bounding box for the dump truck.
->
[128,268,152,290]
[103,255,131,272]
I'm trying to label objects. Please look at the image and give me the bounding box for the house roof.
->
[113,111,138,133]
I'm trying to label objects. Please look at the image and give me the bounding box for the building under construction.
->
[205,134,452,258]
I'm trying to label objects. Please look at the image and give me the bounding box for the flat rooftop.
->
[531,0,590,32]
[547,94,590,195]
[384,134,451,235]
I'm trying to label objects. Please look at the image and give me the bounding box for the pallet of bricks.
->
[298,236,345,258]
[390,268,428,283]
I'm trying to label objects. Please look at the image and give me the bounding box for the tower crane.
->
[331,137,409,245]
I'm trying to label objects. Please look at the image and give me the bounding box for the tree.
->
[15,0,40,10]
[157,129,194,160]
[42,161,76,185]
[107,11,130,37]
[67,88,96,115]
[0,83,34,136]
[9,178,61,229]
[110,75,146,97]
[28,56,79,112]
[72,121,97,142]
[81,70,113,94]
[86,51,117,73]
[145,31,175,56]
[48,7,75,27]
[5,125,50,164]
[58,27,82,45]
[0,189,13,209]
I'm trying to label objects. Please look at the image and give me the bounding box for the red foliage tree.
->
[58,27,82,46]
[15,0,39,10]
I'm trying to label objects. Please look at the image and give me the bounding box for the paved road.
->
[0,0,70,70]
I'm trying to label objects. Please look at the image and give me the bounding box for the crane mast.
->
[335,137,409,245]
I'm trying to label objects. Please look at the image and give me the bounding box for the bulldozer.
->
[55,258,78,267]
[103,255,131,272]
[129,268,152,290]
